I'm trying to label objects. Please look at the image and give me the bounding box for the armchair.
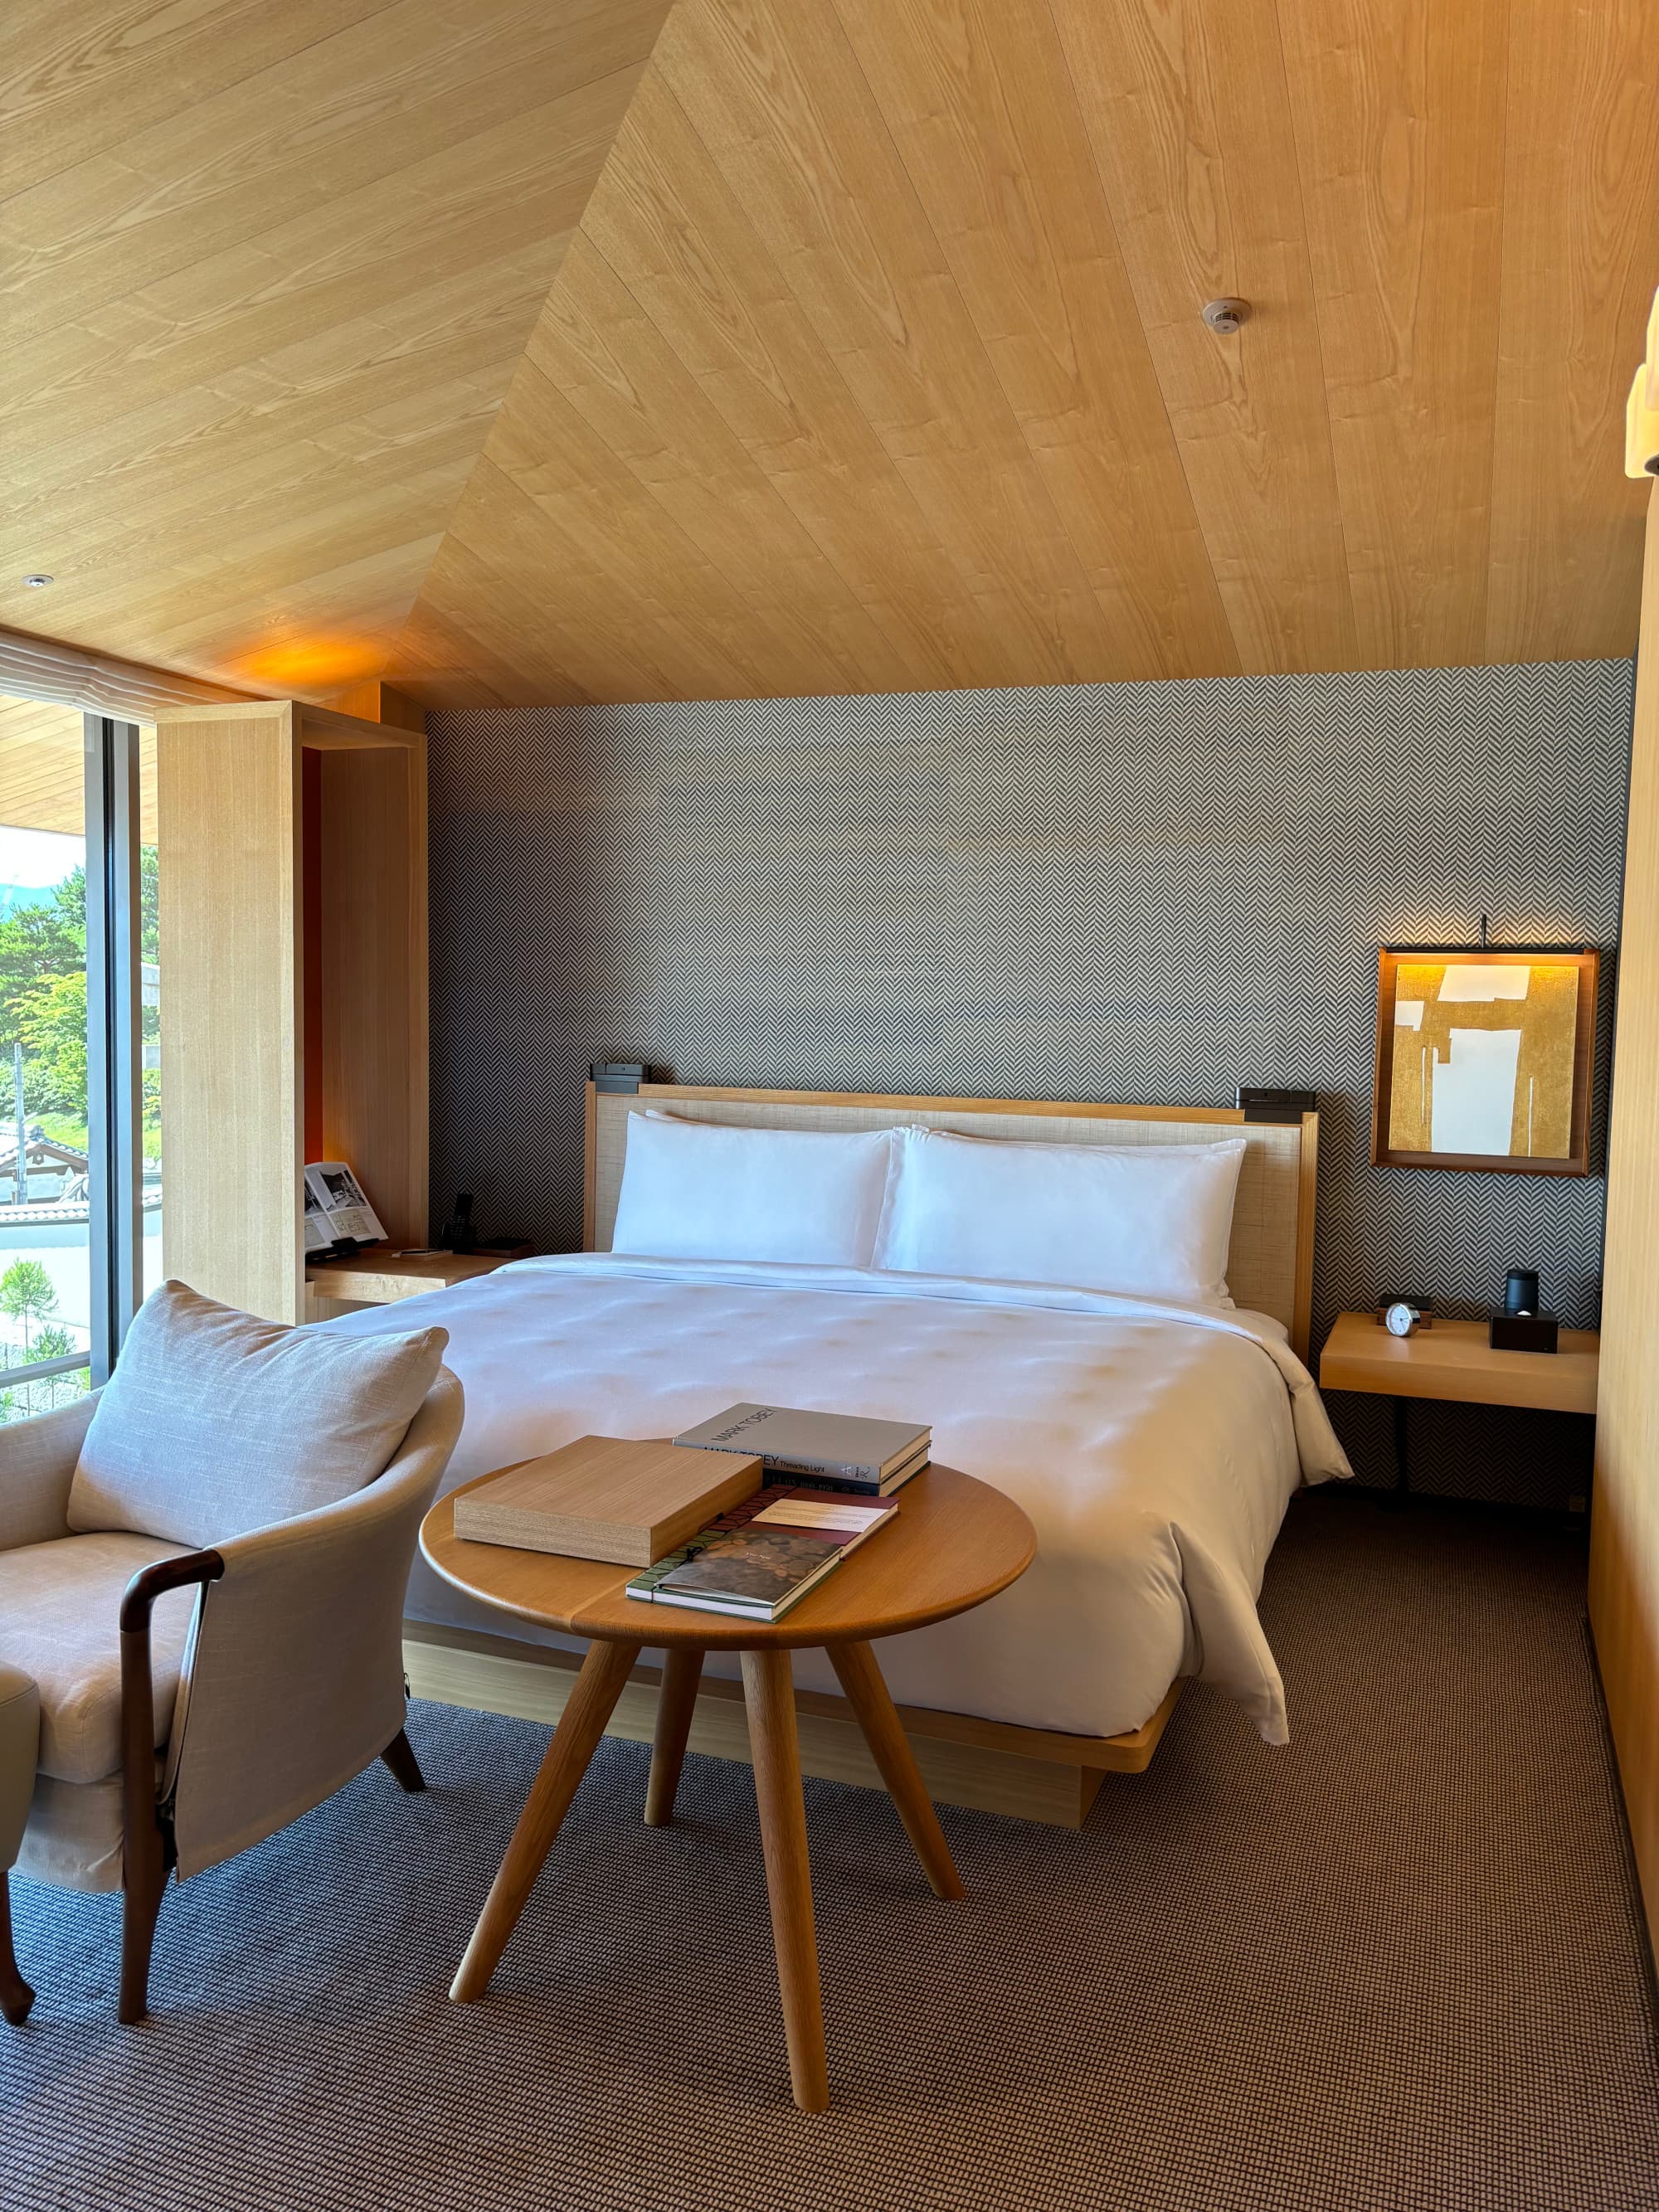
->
[0,1371,463,2022]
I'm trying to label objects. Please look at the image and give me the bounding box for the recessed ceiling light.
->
[22,573,52,588]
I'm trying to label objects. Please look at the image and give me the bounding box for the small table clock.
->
[1375,1298,1433,1338]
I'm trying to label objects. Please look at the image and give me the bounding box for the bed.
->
[326,1084,1350,1826]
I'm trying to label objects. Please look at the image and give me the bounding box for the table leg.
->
[1391,1394,1410,1507]
[645,1646,704,1826]
[450,1636,642,2003]
[740,1649,829,2113]
[829,1640,965,1901]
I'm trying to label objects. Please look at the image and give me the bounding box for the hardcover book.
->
[672,1403,930,1489]
[454,1436,764,1567]
[625,1485,898,1620]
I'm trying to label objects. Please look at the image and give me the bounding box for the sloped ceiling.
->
[0,0,671,697]
[6,0,1659,709]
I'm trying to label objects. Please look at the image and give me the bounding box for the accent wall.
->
[429,659,1632,1505]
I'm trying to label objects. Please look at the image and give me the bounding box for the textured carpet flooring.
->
[2,1492,1655,2212]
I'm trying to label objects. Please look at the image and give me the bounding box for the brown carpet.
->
[2,1491,1655,2212]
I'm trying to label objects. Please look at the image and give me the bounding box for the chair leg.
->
[380,1728,426,1794]
[0,1874,34,2026]
[118,1843,168,2026]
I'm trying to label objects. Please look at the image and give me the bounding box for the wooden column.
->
[1590,480,1659,1952]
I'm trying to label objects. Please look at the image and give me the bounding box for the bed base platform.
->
[403,1621,1183,1831]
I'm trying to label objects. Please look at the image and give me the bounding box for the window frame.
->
[0,712,147,1405]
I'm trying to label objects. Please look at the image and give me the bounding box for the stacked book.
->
[454,1403,931,1625]
[670,1403,931,1496]
[625,1485,896,1621]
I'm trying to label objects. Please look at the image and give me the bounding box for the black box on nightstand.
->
[1489,1312,1559,1354]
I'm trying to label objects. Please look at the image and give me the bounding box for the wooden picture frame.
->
[1371,946,1598,1175]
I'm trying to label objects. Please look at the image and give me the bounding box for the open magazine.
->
[303,1161,386,1252]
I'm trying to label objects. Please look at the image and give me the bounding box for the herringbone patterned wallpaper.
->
[431,659,1632,1504]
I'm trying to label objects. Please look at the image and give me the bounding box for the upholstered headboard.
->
[584,1083,1317,1359]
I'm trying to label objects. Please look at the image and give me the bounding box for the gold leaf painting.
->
[1373,950,1597,1175]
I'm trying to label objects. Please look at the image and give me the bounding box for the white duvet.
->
[325,1255,1352,1745]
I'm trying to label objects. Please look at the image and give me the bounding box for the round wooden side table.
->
[421,1461,1035,2111]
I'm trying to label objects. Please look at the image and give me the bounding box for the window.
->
[0,700,151,1420]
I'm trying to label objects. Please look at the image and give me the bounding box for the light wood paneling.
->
[385,0,1659,702]
[10,1,1659,702]
[1052,0,1357,672]
[155,696,428,1320]
[1277,0,1509,667]
[317,736,428,1249]
[0,693,159,839]
[1486,2,1659,663]
[0,694,85,837]
[1591,481,1659,1957]
[157,704,303,1322]
[0,0,671,698]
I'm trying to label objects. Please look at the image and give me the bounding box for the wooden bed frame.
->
[403,1082,1319,1828]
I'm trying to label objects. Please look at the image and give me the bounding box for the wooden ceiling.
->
[0,0,670,696]
[0,693,158,838]
[6,0,1659,707]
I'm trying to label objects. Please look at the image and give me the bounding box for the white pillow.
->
[609,1113,893,1266]
[68,1280,449,1548]
[873,1127,1246,1305]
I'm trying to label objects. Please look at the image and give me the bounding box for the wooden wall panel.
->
[1590,484,1659,1956]
[318,737,429,1250]
[156,706,302,1323]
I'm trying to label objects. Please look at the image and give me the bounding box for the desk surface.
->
[1320,1311,1599,1416]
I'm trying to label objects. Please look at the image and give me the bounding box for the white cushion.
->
[67,1280,447,1547]
[0,1532,195,1783]
[610,1113,893,1266]
[873,1127,1247,1305]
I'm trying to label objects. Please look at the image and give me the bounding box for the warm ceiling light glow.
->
[236,637,385,694]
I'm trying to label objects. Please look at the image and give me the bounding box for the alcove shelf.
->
[155,697,426,1324]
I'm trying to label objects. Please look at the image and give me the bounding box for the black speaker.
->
[1504,1268,1541,1316]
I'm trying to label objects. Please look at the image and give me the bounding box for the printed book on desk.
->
[672,1403,930,1490]
[625,1486,898,1620]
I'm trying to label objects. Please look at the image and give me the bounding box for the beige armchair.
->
[0,1372,463,2023]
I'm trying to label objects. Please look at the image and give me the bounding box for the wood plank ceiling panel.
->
[0,692,160,840]
[7,0,1659,706]
[1485,0,1659,664]
[1276,0,1510,668]
[0,0,671,698]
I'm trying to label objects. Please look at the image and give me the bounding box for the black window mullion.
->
[82,714,143,1382]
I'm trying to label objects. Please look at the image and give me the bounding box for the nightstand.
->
[1319,1311,1600,1499]
[305,1245,532,1314]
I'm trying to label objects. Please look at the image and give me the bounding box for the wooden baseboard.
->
[403,1621,1180,1830]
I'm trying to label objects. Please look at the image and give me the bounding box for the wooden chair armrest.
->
[119,1551,224,1868]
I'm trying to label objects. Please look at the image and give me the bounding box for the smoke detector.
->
[1201,298,1250,336]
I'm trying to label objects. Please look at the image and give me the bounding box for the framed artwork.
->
[1371,946,1598,1175]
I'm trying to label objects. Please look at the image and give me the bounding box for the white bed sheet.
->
[324,1255,1352,1744]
